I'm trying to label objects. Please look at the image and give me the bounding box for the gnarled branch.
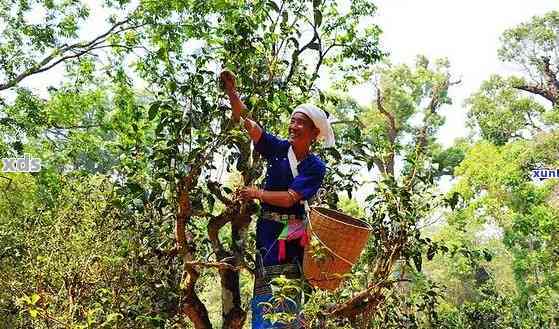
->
[0,18,146,91]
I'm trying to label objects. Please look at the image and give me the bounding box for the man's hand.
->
[220,70,237,95]
[238,186,262,202]
[238,187,303,208]
[243,117,258,133]
[220,70,244,122]
[219,70,262,142]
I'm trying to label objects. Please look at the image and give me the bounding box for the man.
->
[220,71,334,328]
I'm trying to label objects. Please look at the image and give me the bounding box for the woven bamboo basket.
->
[303,207,372,291]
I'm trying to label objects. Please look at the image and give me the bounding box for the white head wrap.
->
[291,103,335,148]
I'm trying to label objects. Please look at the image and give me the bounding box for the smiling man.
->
[220,71,334,329]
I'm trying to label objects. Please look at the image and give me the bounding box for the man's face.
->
[288,112,319,146]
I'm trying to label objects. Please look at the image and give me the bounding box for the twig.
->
[0,18,146,91]
[186,260,242,271]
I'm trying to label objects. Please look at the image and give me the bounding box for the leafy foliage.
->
[2,2,559,329]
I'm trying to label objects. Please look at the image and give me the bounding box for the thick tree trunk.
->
[219,264,246,329]
[208,204,254,329]
[181,268,212,329]
[176,173,212,329]
[207,138,258,329]
[215,244,246,329]
[220,209,251,329]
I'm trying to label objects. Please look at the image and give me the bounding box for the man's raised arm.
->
[220,70,262,143]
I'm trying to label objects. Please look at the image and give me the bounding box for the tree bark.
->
[176,174,212,329]
[207,199,255,329]
[516,84,557,105]
[376,87,397,176]
[329,287,385,319]
[181,266,212,329]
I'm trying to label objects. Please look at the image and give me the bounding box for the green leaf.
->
[281,11,288,25]
[30,293,40,305]
[329,148,341,160]
[148,101,161,121]
[483,250,493,262]
[314,9,323,28]
[105,312,124,323]
[29,308,38,318]
[167,80,177,93]
[413,254,422,272]
[427,245,436,261]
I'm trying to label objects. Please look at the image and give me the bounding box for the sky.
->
[345,0,558,201]
[18,0,558,148]
[367,0,557,147]
[13,0,558,195]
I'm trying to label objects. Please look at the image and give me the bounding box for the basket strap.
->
[287,146,311,215]
[307,216,355,266]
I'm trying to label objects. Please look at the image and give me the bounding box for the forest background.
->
[1,0,558,328]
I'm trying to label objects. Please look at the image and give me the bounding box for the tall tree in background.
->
[467,11,559,145]
[0,0,147,158]
[303,56,469,328]
[445,10,559,328]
